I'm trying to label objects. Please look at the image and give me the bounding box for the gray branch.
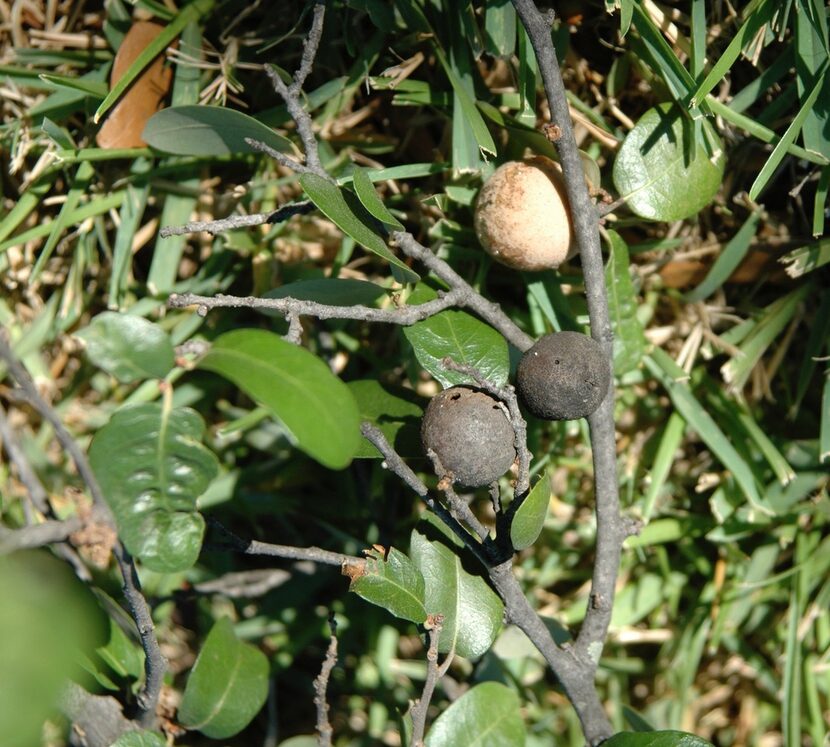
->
[158,201,313,238]
[0,517,82,555]
[313,613,338,747]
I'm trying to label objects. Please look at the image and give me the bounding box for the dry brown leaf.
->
[95,21,174,149]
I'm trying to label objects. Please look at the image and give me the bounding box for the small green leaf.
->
[111,732,167,747]
[351,166,404,229]
[89,403,218,572]
[602,730,714,747]
[143,104,292,155]
[199,330,361,469]
[348,379,424,458]
[425,682,525,747]
[300,173,419,283]
[510,471,550,551]
[179,617,269,739]
[604,230,646,375]
[264,278,388,308]
[410,514,503,658]
[613,103,725,221]
[349,547,427,624]
[404,310,509,388]
[76,311,175,383]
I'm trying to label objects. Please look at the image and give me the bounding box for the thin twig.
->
[264,0,327,175]
[391,232,534,352]
[425,448,491,542]
[314,613,338,747]
[207,518,363,568]
[409,614,448,747]
[0,517,82,554]
[245,137,317,175]
[0,334,167,729]
[360,423,491,567]
[159,202,314,237]
[168,288,463,324]
[0,400,50,514]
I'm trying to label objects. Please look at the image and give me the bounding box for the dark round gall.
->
[516,332,611,420]
[421,386,516,488]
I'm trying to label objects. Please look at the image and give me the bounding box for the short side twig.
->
[409,614,450,747]
[159,202,313,238]
[314,613,338,747]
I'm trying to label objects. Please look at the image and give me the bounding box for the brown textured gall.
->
[421,386,516,488]
[516,332,611,420]
[474,156,575,272]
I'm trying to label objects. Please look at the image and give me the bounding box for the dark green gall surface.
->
[517,332,611,420]
[421,386,516,488]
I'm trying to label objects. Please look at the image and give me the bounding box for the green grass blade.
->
[821,373,830,463]
[728,48,794,114]
[690,0,775,107]
[811,165,829,237]
[38,72,107,98]
[94,0,214,124]
[685,210,761,302]
[30,160,95,282]
[794,0,830,160]
[646,349,768,514]
[147,20,202,294]
[790,291,830,418]
[708,96,829,165]
[109,178,150,309]
[0,191,125,255]
[721,284,811,393]
[640,411,685,521]
[779,238,830,277]
[689,0,707,80]
[0,177,54,244]
[749,65,829,200]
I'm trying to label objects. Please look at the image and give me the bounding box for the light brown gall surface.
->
[474,156,575,272]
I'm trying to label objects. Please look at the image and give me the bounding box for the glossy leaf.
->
[299,173,419,283]
[89,403,217,572]
[111,732,167,747]
[264,278,387,307]
[76,311,175,383]
[142,104,292,155]
[351,166,404,229]
[349,547,427,624]
[510,471,551,551]
[199,330,361,469]
[410,516,503,658]
[613,103,725,221]
[425,682,524,747]
[404,310,509,388]
[603,731,714,747]
[348,379,424,458]
[179,617,269,739]
[604,230,646,375]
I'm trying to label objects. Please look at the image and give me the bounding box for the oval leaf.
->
[349,547,427,624]
[348,379,424,458]
[76,312,174,383]
[425,682,525,747]
[89,403,217,572]
[179,617,269,739]
[510,471,551,551]
[351,166,404,229]
[604,230,646,375]
[410,516,503,658]
[142,105,293,156]
[299,173,419,283]
[403,309,509,388]
[199,330,360,469]
[613,103,724,221]
[603,731,714,747]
